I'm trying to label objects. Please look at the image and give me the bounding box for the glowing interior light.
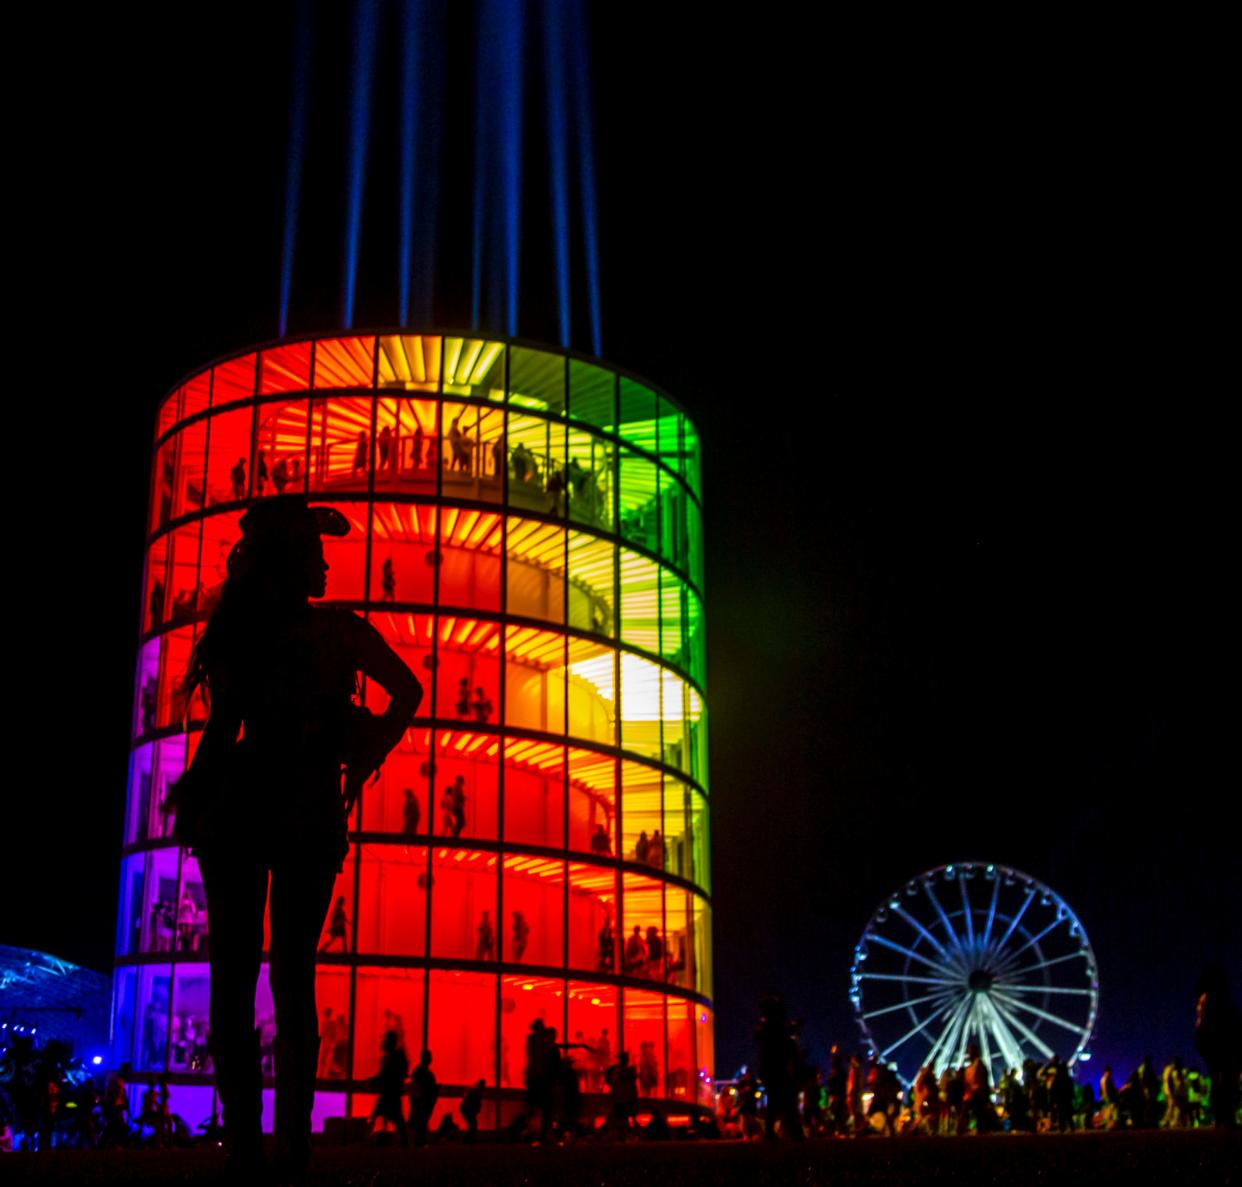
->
[471,341,503,384]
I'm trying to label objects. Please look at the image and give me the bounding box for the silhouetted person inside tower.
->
[402,787,421,836]
[272,456,291,495]
[378,425,393,471]
[168,494,423,1178]
[1195,964,1242,1128]
[476,910,495,960]
[320,895,349,953]
[412,424,425,470]
[352,431,368,475]
[512,910,530,961]
[256,450,269,495]
[381,557,396,602]
[231,457,247,501]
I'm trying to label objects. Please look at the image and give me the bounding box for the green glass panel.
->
[686,587,706,687]
[618,377,657,454]
[686,495,705,590]
[568,359,615,430]
[618,448,658,553]
[689,787,710,894]
[683,420,702,498]
[567,427,613,532]
[656,395,682,472]
[506,412,566,518]
[508,346,565,415]
[659,570,685,671]
[658,469,690,575]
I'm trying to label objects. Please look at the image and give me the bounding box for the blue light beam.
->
[278,2,314,339]
[398,0,424,326]
[342,0,380,330]
[543,0,571,347]
[567,0,601,355]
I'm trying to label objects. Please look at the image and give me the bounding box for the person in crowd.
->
[1046,1054,1073,1132]
[476,911,495,961]
[604,1051,639,1137]
[231,458,247,501]
[272,456,291,495]
[256,451,269,495]
[512,911,531,962]
[1136,1054,1160,1126]
[590,823,612,856]
[368,1030,409,1146]
[491,436,505,477]
[460,1079,485,1141]
[166,495,423,1176]
[913,1063,941,1134]
[450,775,468,838]
[177,888,198,952]
[317,1009,338,1079]
[624,926,647,973]
[940,1064,964,1134]
[754,997,802,1140]
[100,1063,132,1148]
[825,1046,848,1136]
[1195,964,1242,1129]
[402,787,421,836]
[647,829,664,869]
[597,916,615,972]
[637,1041,659,1098]
[645,926,664,979]
[525,1019,554,1141]
[408,1050,438,1146]
[352,431,368,475]
[378,425,393,471]
[635,831,649,865]
[471,686,494,723]
[319,896,349,953]
[958,1043,993,1134]
[1099,1065,1119,1129]
[381,558,396,603]
[1075,1073,1097,1130]
[411,424,425,470]
[455,677,472,719]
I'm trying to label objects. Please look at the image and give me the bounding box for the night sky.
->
[8,5,1236,1082]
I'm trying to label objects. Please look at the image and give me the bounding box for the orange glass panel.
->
[666,997,695,1103]
[502,855,564,967]
[503,738,564,848]
[438,506,503,612]
[313,336,375,389]
[426,969,496,1086]
[693,1007,715,1107]
[309,396,373,494]
[254,396,309,497]
[567,747,616,858]
[435,617,500,726]
[567,981,617,1093]
[619,760,662,870]
[504,626,566,735]
[621,872,664,983]
[260,342,312,395]
[377,333,442,391]
[506,517,565,625]
[212,354,257,406]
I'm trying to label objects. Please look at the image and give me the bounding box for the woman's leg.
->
[269,850,339,1168]
[199,849,268,1159]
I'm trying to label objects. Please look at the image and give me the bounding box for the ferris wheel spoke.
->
[922,880,965,957]
[925,994,972,1074]
[989,994,1055,1060]
[959,875,975,952]
[858,972,960,987]
[1000,951,1089,980]
[981,876,1001,954]
[977,1000,996,1078]
[893,906,954,962]
[879,999,955,1061]
[864,933,959,977]
[997,916,1062,966]
[955,995,981,1068]
[862,991,950,1021]
[996,984,1094,998]
[979,994,1027,1072]
[992,990,1088,1036]
[988,887,1035,960]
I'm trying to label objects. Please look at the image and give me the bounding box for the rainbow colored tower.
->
[112,332,711,1130]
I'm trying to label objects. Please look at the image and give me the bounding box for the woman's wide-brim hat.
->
[226,494,350,577]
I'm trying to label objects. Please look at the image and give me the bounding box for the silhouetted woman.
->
[171,496,422,1178]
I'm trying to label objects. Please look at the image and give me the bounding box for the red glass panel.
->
[314,966,352,1081]
[309,396,373,493]
[197,512,242,621]
[353,966,425,1079]
[356,844,428,957]
[204,407,255,507]
[260,342,312,395]
[364,611,434,719]
[313,336,375,389]
[503,739,564,848]
[183,372,211,418]
[567,981,617,1093]
[428,849,498,963]
[666,997,694,1103]
[255,396,310,497]
[371,502,437,607]
[361,726,434,835]
[501,855,564,967]
[567,862,616,976]
[317,504,368,602]
[212,354,257,406]
[433,730,499,842]
[435,617,500,726]
[567,748,616,858]
[143,536,169,633]
[316,854,357,956]
[426,969,496,1086]
[157,388,181,439]
[172,422,209,520]
[438,506,503,612]
[499,974,562,1091]
[623,988,665,1098]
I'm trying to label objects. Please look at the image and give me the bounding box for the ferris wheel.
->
[849,862,1098,1085]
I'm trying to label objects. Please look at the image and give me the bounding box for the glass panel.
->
[667,997,694,1104]
[435,618,501,729]
[441,402,505,503]
[316,854,358,955]
[260,342,312,394]
[354,967,425,1079]
[567,981,616,1093]
[157,388,181,440]
[508,346,564,415]
[176,852,208,955]
[315,965,352,1080]
[361,725,434,835]
[655,396,682,473]
[152,437,177,532]
[567,532,613,638]
[212,353,257,406]
[568,359,614,431]
[427,969,497,1085]
[441,336,504,399]
[622,987,664,1098]
[433,728,499,842]
[502,855,565,967]
[169,965,211,1072]
[357,845,428,957]
[621,872,663,981]
[371,502,437,606]
[374,396,438,494]
[619,653,661,762]
[111,966,138,1066]
[502,738,564,849]
[567,862,616,976]
[567,747,616,859]
[618,449,658,552]
[617,378,657,455]
[661,669,688,775]
[438,507,503,612]
[504,627,566,735]
[506,412,565,517]
[658,469,690,576]
[377,333,442,392]
[143,538,168,635]
[198,511,242,620]
[309,396,373,494]
[686,496,704,591]
[686,587,706,687]
[319,503,368,602]
[364,612,434,720]
[137,964,173,1071]
[567,636,615,748]
[689,788,710,894]
[618,549,658,657]
[156,626,200,731]
[567,428,613,531]
[688,686,708,787]
[661,776,689,882]
[134,638,160,740]
[313,336,375,389]
[124,743,155,845]
[172,422,209,521]
[254,394,310,497]
[500,974,562,1092]
[693,1006,714,1106]
[683,420,702,499]
[506,517,565,626]
[152,736,187,841]
[428,849,499,963]
[620,761,662,872]
[665,888,711,996]
[183,372,211,419]
[116,854,146,956]
[659,570,685,673]
[165,522,201,629]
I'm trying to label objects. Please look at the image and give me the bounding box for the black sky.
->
[7,4,1236,1080]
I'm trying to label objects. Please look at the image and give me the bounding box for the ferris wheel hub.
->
[968,968,996,992]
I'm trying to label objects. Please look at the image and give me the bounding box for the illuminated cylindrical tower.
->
[112,332,711,1131]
